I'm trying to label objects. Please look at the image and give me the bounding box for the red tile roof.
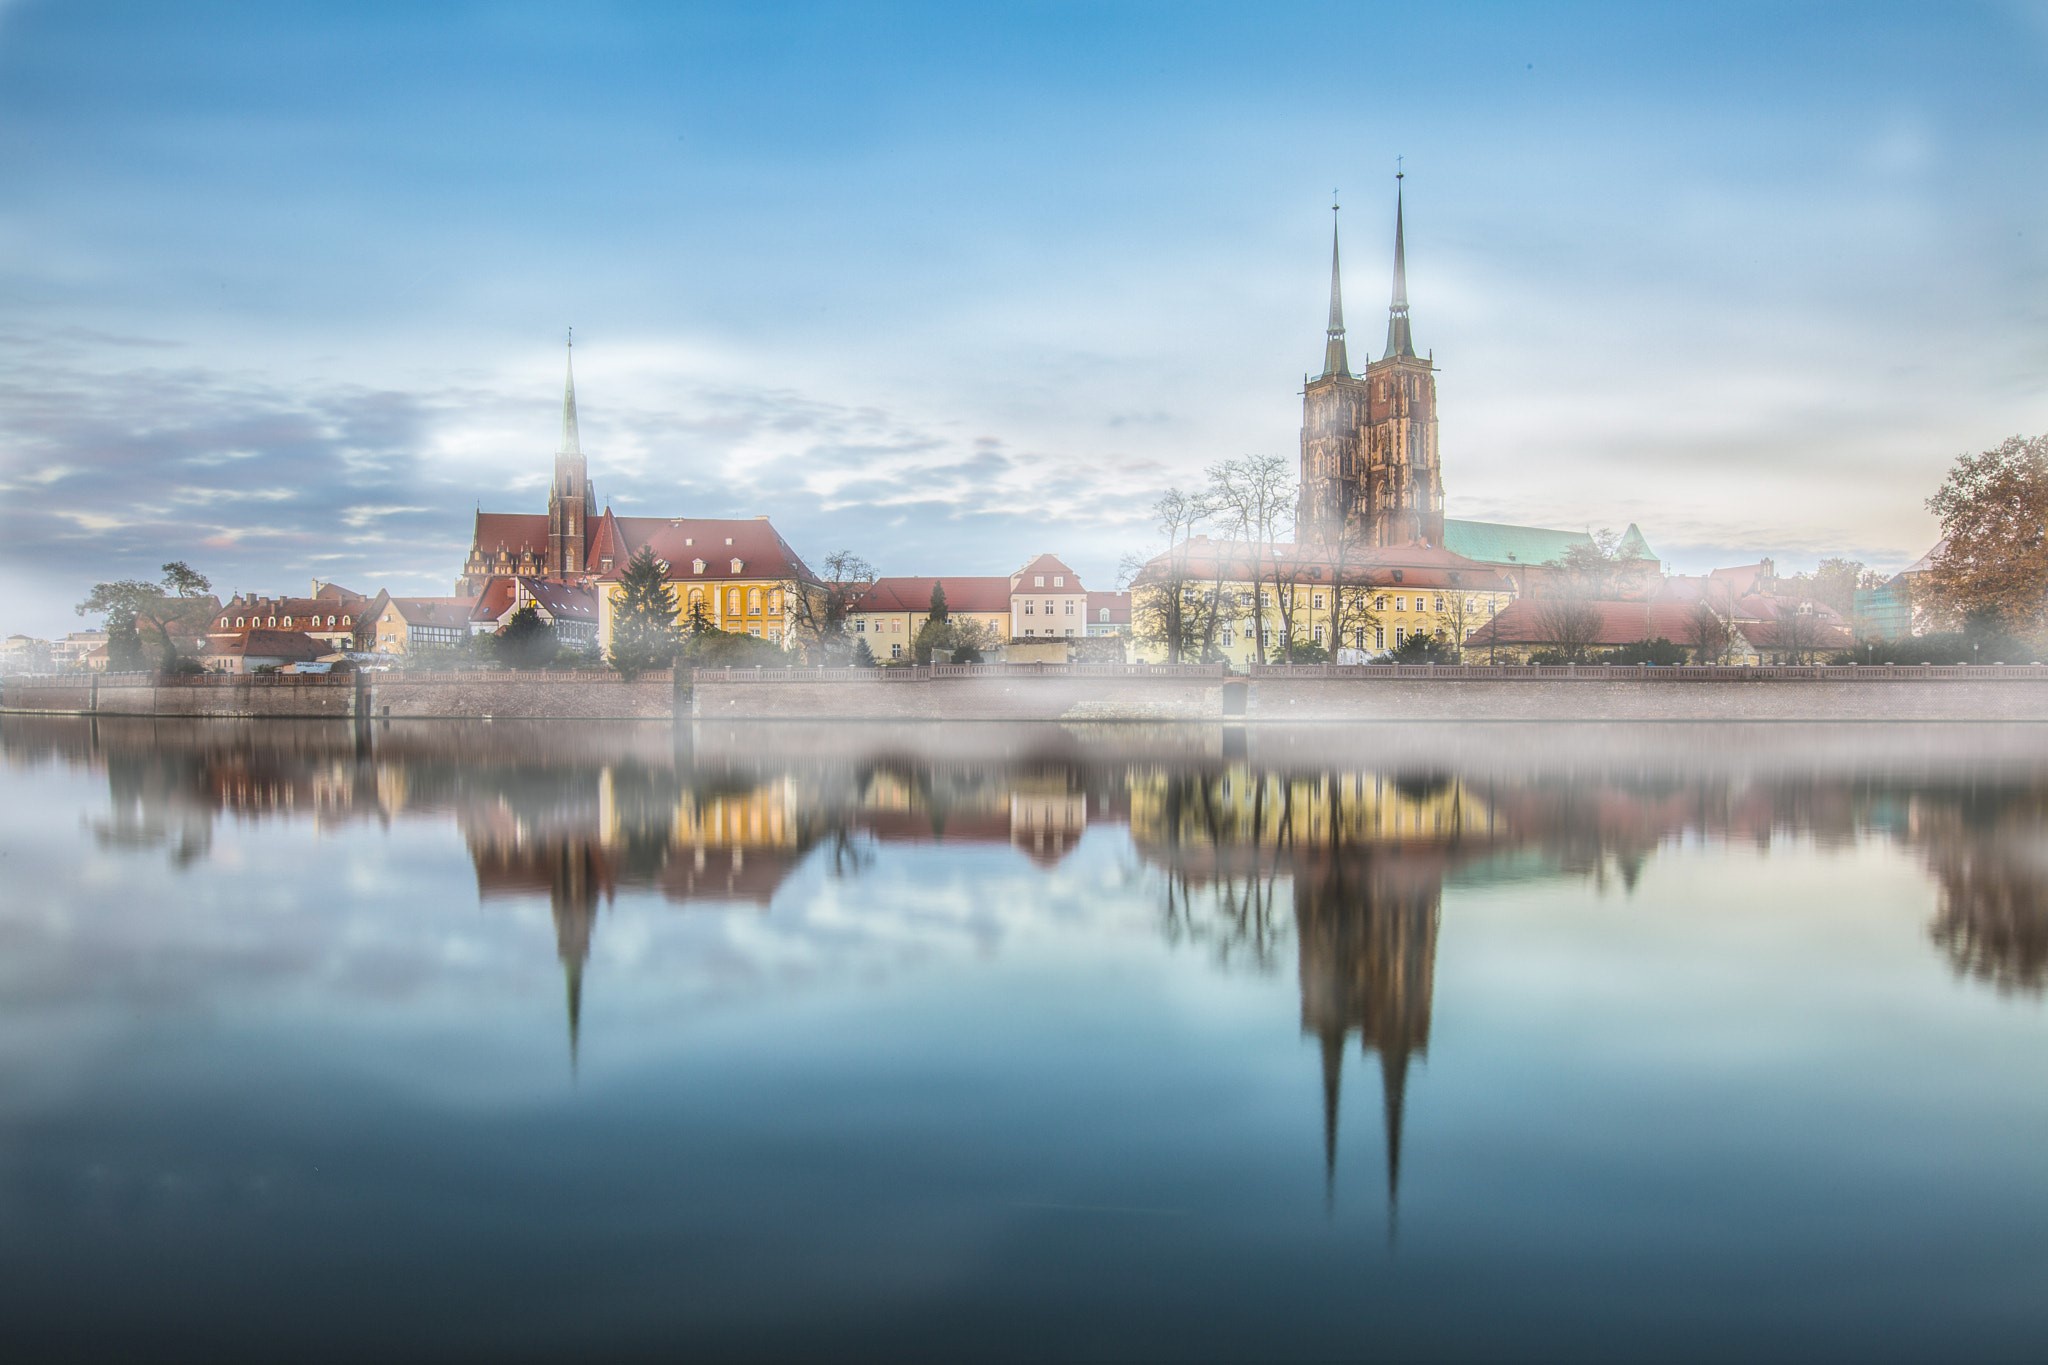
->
[591,516,814,584]
[211,630,331,662]
[470,512,550,558]
[1742,618,1855,651]
[1087,590,1131,624]
[388,597,479,630]
[854,576,1014,614]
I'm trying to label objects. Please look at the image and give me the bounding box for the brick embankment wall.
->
[366,671,677,719]
[1245,678,2048,722]
[692,676,1224,722]
[3,674,355,717]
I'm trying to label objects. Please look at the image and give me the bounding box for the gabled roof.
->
[1441,519,1598,567]
[854,576,1014,614]
[524,579,597,620]
[1010,554,1084,590]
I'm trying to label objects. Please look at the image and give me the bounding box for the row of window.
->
[681,587,781,615]
[1020,599,1075,615]
[1239,593,1479,614]
[220,615,350,629]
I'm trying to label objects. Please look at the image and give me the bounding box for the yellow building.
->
[591,515,813,654]
[848,576,1013,661]
[1127,536,1514,664]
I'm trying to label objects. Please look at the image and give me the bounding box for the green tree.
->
[76,561,212,672]
[494,604,558,669]
[928,580,949,625]
[1391,631,1457,664]
[1924,434,2048,643]
[851,637,877,667]
[607,547,679,679]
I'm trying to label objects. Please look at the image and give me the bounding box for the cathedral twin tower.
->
[1296,175,1444,550]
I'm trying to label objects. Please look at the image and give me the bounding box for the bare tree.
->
[1126,488,1217,663]
[1533,591,1603,663]
[1206,455,1298,663]
[782,549,873,664]
[1688,597,1737,664]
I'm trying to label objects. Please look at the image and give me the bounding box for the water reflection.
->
[7,716,2048,1214]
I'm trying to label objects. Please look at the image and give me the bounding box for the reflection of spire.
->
[565,952,583,1078]
[1382,1044,1408,1239]
[1295,850,1439,1231]
[1321,1028,1343,1207]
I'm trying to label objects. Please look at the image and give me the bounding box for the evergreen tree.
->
[851,637,877,667]
[495,603,558,669]
[928,580,949,624]
[608,548,679,679]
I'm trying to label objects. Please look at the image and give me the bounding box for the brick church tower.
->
[1297,175,1443,548]
[545,335,599,578]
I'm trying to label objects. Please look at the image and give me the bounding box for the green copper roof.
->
[1615,523,1659,562]
[1441,519,1595,566]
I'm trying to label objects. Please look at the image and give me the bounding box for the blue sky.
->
[2,1,2045,635]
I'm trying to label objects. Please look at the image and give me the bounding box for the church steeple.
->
[559,330,582,456]
[1321,201,1351,379]
[1382,170,1417,361]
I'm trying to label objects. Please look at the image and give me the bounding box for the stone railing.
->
[1246,663,2048,682]
[691,662,1229,683]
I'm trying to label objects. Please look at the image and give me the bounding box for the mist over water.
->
[3,717,2046,1361]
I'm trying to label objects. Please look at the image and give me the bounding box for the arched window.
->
[327,616,336,627]
[747,588,761,613]
[235,617,244,628]
[219,617,228,628]
[267,617,276,627]
[727,589,740,614]
[282,616,292,627]
[1098,608,1109,622]
[341,616,350,626]
[688,588,704,608]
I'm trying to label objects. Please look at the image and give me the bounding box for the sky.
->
[1,0,2045,637]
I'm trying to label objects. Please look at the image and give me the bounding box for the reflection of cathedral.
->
[1296,854,1439,1216]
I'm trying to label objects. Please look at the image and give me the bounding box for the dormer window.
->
[282,616,292,627]
[692,559,705,575]
[684,538,693,547]
[1053,576,1064,586]
[725,538,733,546]
[1034,575,1044,587]
[730,558,743,573]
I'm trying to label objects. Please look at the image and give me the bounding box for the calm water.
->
[4,716,2047,1361]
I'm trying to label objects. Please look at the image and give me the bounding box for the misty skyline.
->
[2,0,2045,637]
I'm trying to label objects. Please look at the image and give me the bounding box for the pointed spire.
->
[558,328,582,456]
[1321,197,1351,379]
[1383,167,1417,361]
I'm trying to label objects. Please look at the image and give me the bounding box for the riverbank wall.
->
[9,662,2048,722]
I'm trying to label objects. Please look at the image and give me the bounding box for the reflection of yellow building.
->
[1129,767,1496,852]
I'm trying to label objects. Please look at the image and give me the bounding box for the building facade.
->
[849,576,1013,661]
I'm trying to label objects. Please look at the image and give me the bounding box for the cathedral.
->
[1296,175,1444,549]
